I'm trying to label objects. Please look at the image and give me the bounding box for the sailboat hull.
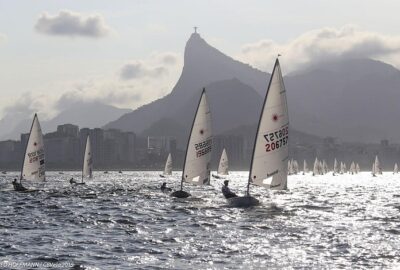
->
[227,196,260,207]
[170,190,191,198]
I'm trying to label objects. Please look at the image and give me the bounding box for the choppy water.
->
[1,171,400,269]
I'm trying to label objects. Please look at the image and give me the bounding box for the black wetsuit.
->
[12,182,27,191]
[161,184,172,192]
[69,178,77,185]
[222,185,237,199]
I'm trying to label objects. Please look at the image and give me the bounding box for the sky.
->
[1,0,400,120]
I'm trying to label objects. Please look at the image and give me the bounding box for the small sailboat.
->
[228,58,288,207]
[355,163,360,174]
[171,88,213,198]
[313,157,319,176]
[349,162,355,175]
[374,155,382,175]
[292,160,299,174]
[213,148,229,179]
[394,163,398,174]
[17,114,45,191]
[372,162,377,177]
[79,135,93,184]
[288,159,292,175]
[333,158,338,176]
[303,160,308,175]
[160,153,173,178]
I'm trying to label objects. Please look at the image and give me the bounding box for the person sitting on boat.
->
[160,182,172,192]
[222,180,237,199]
[69,178,77,185]
[12,178,27,191]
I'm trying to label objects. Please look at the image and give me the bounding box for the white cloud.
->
[35,10,113,38]
[237,25,400,73]
[119,51,182,80]
[1,51,183,121]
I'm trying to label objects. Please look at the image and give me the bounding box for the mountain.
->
[104,32,269,134]
[285,58,400,142]
[1,102,131,140]
[141,78,263,148]
[106,32,400,144]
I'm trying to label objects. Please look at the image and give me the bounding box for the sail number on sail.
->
[195,138,212,158]
[263,126,288,152]
[28,149,45,164]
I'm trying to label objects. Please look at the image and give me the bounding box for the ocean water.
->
[1,171,400,269]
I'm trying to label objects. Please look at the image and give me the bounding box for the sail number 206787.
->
[264,127,288,152]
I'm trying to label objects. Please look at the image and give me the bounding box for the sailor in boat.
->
[221,180,237,199]
[160,182,172,192]
[69,177,77,185]
[12,178,27,191]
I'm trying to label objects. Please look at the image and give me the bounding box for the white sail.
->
[333,159,338,174]
[217,148,229,175]
[350,161,355,174]
[288,160,292,175]
[163,153,173,175]
[356,163,360,174]
[394,163,398,174]
[372,162,376,175]
[313,157,319,175]
[303,160,308,174]
[21,114,45,181]
[249,59,289,190]
[322,160,328,174]
[293,160,299,174]
[82,135,93,180]
[182,89,212,185]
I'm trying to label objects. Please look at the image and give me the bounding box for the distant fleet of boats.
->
[8,58,399,206]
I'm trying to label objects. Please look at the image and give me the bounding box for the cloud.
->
[120,52,181,80]
[238,25,400,72]
[35,10,112,38]
[120,61,167,80]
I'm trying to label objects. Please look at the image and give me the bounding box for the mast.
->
[180,88,206,190]
[247,58,285,195]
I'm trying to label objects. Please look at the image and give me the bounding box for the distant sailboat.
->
[356,163,360,174]
[394,163,398,174]
[19,114,45,190]
[350,162,355,175]
[228,58,289,207]
[160,153,173,178]
[374,155,382,175]
[313,157,319,176]
[303,160,308,175]
[81,135,93,184]
[288,159,292,175]
[333,158,338,176]
[171,88,212,198]
[213,149,229,179]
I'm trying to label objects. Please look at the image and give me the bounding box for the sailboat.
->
[350,162,354,174]
[18,114,45,191]
[333,158,338,176]
[313,157,319,176]
[160,153,173,178]
[212,148,229,179]
[227,58,288,207]
[374,155,382,175]
[394,163,398,174]
[80,135,93,184]
[171,88,212,198]
[356,163,360,174]
[303,160,308,175]
[372,162,377,177]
